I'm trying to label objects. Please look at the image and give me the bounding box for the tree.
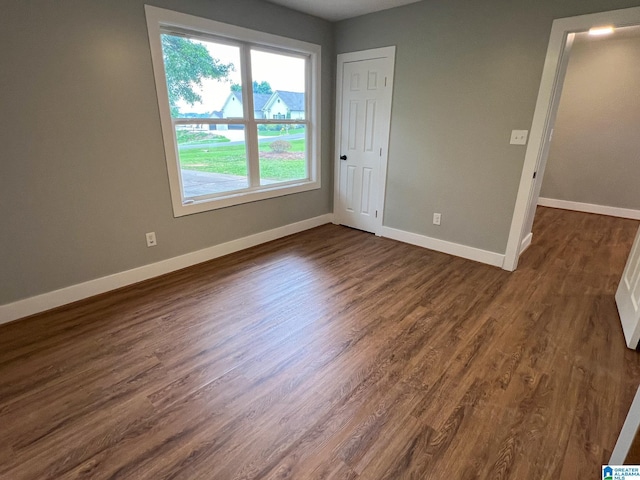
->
[161,35,234,116]
[230,80,273,94]
[253,81,273,94]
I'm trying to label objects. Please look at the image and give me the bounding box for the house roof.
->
[223,90,305,113]
[273,91,305,111]
[229,91,272,110]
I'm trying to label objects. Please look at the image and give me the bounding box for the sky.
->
[174,38,306,114]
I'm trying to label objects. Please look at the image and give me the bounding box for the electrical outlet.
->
[146,232,157,247]
[433,213,442,226]
[510,130,529,145]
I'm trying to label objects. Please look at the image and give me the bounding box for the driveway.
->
[181,170,276,197]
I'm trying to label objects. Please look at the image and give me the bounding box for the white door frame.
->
[333,46,396,235]
[503,5,640,271]
[517,32,574,256]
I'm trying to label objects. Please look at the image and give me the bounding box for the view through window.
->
[145,7,320,216]
[161,34,309,198]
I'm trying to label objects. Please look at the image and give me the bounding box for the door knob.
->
[340,155,347,160]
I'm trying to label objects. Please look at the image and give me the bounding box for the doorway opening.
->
[528,25,640,243]
[503,5,640,271]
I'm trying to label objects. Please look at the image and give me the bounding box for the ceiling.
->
[263,0,423,22]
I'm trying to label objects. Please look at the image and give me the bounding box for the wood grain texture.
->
[1,206,640,479]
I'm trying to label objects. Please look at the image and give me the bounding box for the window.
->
[145,6,321,216]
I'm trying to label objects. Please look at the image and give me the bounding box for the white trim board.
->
[380,226,505,268]
[538,198,640,220]
[520,232,533,255]
[0,214,334,326]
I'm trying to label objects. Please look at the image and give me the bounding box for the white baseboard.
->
[0,214,334,326]
[380,226,505,268]
[538,197,640,220]
[520,232,533,255]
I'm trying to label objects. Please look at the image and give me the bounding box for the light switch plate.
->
[146,232,157,247]
[510,130,529,145]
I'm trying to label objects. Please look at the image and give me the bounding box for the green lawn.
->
[175,130,230,145]
[258,127,305,137]
[178,138,306,181]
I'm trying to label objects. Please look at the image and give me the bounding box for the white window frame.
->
[145,5,321,217]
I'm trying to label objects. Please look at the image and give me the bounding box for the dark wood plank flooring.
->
[1,206,640,479]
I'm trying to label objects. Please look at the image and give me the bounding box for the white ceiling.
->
[263,0,423,22]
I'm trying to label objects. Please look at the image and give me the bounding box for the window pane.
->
[258,125,307,185]
[177,125,249,198]
[251,50,306,120]
[160,33,243,120]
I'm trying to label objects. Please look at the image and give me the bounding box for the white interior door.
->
[335,48,395,234]
[616,226,640,349]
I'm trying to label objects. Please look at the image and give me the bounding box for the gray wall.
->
[335,0,640,254]
[0,0,334,305]
[540,30,640,209]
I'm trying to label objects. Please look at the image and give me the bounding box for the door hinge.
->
[533,172,537,179]
[384,77,388,87]
[379,147,382,157]
[375,210,378,218]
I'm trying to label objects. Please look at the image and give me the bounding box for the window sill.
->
[172,179,321,217]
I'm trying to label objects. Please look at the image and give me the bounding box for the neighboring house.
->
[263,91,305,120]
[220,91,272,119]
[208,111,223,130]
[219,90,305,122]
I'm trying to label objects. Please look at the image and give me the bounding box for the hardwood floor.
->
[1,206,640,479]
